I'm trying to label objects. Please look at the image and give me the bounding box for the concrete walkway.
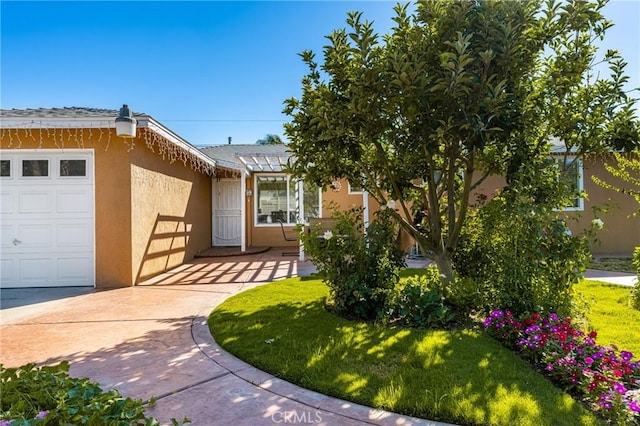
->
[584,269,637,287]
[0,249,449,426]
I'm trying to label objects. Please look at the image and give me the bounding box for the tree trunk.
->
[431,251,455,290]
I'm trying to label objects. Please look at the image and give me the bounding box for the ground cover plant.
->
[209,277,601,426]
[0,362,179,425]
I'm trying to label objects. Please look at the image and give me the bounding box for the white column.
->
[296,179,305,261]
[362,190,369,232]
[240,171,247,253]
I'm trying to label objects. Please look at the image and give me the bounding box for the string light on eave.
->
[1,121,215,177]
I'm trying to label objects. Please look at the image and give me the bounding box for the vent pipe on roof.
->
[115,104,137,138]
[228,136,232,145]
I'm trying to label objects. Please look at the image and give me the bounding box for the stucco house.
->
[2,106,636,289]
[0,106,238,289]
[200,143,639,258]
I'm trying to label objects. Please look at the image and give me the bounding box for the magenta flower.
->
[621,351,634,362]
[35,411,49,419]
[484,310,640,422]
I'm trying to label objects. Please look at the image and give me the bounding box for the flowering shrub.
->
[300,205,405,320]
[484,310,640,425]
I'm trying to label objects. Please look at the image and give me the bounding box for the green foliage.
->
[284,0,639,285]
[255,134,285,145]
[0,362,170,425]
[592,152,640,217]
[630,247,640,310]
[382,267,455,328]
[453,192,593,317]
[300,205,404,321]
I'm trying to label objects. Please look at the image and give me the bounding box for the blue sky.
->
[1,1,638,147]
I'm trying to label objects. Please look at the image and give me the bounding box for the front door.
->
[212,178,241,246]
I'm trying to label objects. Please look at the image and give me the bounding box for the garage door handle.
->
[13,238,21,245]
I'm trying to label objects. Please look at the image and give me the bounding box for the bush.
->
[301,205,405,321]
[630,247,640,310]
[382,267,455,328]
[0,362,174,425]
[454,192,592,317]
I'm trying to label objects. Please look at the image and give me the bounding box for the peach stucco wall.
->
[130,135,212,283]
[575,155,639,255]
[1,128,212,287]
[238,160,637,255]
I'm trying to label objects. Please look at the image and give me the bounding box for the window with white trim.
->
[554,156,584,211]
[22,159,49,177]
[255,174,320,225]
[0,160,10,177]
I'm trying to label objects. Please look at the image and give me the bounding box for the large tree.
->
[284,0,638,284]
[256,134,286,145]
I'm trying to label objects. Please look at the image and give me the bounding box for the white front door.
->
[0,150,95,288]
[212,178,241,246]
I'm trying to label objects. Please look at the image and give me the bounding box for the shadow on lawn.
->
[209,281,599,426]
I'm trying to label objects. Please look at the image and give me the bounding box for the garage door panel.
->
[0,258,17,283]
[18,224,52,249]
[57,189,92,214]
[0,150,94,288]
[19,191,52,214]
[1,224,17,248]
[58,256,93,283]
[20,258,53,282]
[56,223,92,247]
[0,190,14,214]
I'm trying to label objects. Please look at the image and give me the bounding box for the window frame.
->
[20,158,50,179]
[553,155,584,212]
[59,158,88,178]
[254,173,321,226]
[0,159,11,178]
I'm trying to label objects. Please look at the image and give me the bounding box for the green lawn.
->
[575,279,640,357]
[210,277,601,426]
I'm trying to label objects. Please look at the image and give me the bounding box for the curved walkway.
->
[0,250,449,426]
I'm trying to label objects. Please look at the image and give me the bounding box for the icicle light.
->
[1,120,217,176]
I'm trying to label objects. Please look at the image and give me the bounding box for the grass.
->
[210,276,601,426]
[575,279,640,357]
[588,257,636,273]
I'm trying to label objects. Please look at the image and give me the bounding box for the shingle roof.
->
[0,106,149,119]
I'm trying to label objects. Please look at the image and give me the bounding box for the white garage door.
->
[1,150,95,288]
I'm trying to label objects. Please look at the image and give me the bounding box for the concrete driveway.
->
[1,249,444,426]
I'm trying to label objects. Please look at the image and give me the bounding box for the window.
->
[0,160,10,177]
[60,159,86,177]
[255,174,320,225]
[22,160,48,177]
[348,181,364,194]
[554,156,583,211]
